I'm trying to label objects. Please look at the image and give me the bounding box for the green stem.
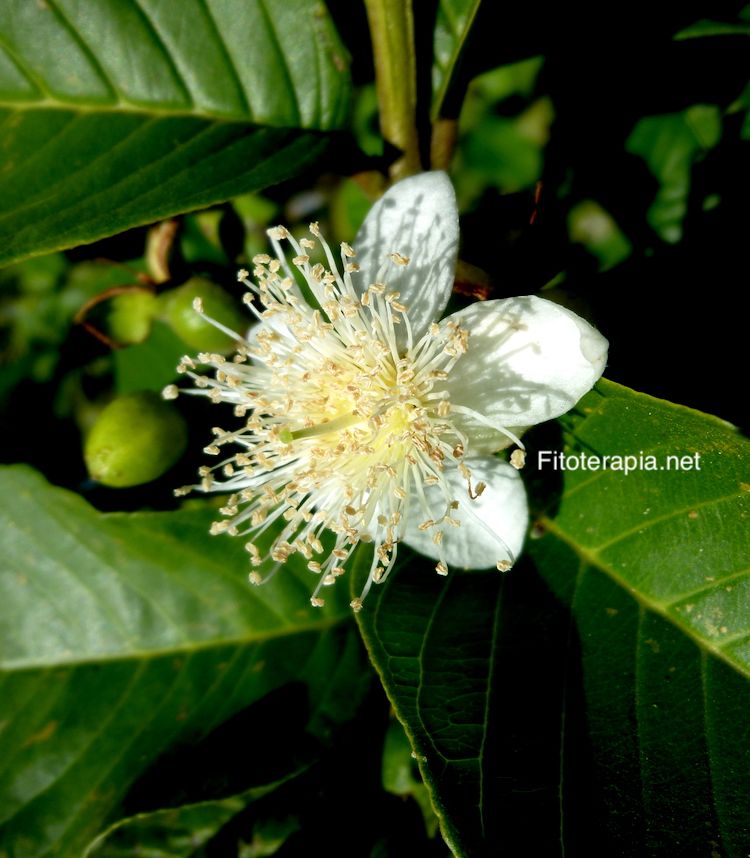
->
[364,0,422,180]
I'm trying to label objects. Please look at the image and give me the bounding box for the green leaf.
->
[381,720,439,838]
[0,466,354,858]
[432,0,481,117]
[626,105,722,243]
[529,379,750,855]
[84,772,302,858]
[675,19,750,39]
[83,620,367,856]
[0,0,350,266]
[354,380,750,856]
[354,549,569,857]
[456,59,551,200]
[567,199,632,270]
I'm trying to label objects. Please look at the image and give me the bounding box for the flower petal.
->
[353,171,458,344]
[436,296,608,453]
[403,456,528,570]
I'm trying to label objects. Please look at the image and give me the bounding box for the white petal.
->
[403,456,528,570]
[352,172,458,344]
[436,296,608,453]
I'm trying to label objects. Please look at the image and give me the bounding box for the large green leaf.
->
[0,0,350,266]
[353,543,569,857]
[531,379,750,856]
[354,380,750,856]
[0,466,354,858]
[353,548,569,857]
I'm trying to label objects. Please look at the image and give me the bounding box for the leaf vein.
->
[0,114,158,225]
[0,32,49,100]
[198,0,253,118]
[593,491,745,553]
[255,0,302,126]
[540,517,750,681]
[129,0,195,108]
[44,0,119,101]
[0,661,150,834]
[663,565,750,609]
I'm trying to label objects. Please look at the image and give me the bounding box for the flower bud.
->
[161,278,245,353]
[84,392,187,487]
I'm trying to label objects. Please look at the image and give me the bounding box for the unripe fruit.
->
[107,290,159,345]
[161,278,246,353]
[84,392,187,487]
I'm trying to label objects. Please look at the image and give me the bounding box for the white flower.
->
[169,172,608,610]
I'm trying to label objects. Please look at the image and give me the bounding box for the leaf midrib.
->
[0,98,269,124]
[0,614,348,672]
